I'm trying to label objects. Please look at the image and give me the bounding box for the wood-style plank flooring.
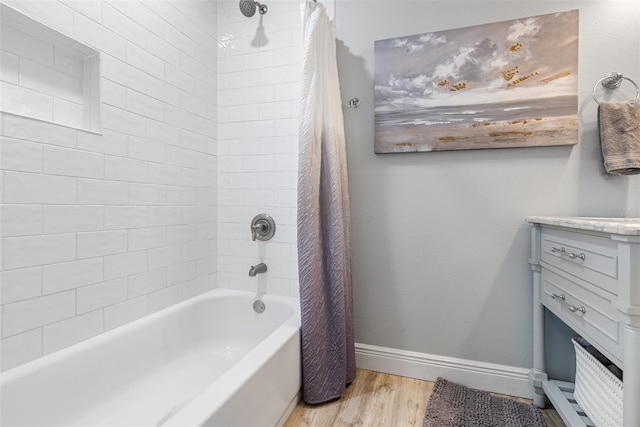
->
[284,369,565,427]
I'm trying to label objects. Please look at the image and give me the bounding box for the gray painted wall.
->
[336,0,640,370]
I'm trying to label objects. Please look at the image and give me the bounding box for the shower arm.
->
[255,1,268,14]
[239,0,268,17]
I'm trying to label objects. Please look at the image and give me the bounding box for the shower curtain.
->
[297,0,356,405]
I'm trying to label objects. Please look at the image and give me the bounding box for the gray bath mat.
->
[423,378,546,427]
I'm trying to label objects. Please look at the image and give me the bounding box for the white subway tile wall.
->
[0,0,323,372]
[216,0,306,298]
[0,0,218,371]
[0,4,100,131]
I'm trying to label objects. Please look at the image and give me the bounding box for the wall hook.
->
[347,97,360,109]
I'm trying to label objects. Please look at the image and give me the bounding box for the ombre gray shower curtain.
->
[297,0,356,405]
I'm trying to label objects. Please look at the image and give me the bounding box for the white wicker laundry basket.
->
[573,338,623,427]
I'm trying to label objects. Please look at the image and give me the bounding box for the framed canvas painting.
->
[374,10,579,153]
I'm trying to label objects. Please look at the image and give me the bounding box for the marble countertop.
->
[526,216,640,235]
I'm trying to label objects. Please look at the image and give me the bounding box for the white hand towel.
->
[599,100,640,175]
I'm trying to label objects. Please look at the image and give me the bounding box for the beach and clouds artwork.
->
[374,10,579,153]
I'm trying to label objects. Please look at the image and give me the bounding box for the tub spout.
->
[248,263,267,277]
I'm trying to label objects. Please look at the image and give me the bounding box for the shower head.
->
[239,0,267,17]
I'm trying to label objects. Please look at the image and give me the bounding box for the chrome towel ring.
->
[592,72,640,104]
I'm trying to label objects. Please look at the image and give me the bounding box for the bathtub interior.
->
[0,290,300,427]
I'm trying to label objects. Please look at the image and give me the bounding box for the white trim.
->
[355,343,533,399]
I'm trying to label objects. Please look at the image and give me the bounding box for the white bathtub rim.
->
[163,315,300,427]
[0,288,299,384]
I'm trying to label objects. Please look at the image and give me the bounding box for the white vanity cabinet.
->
[527,217,640,427]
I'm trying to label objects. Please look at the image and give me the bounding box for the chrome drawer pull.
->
[551,246,586,261]
[551,293,586,314]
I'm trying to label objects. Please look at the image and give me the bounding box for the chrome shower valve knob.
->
[250,214,276,241]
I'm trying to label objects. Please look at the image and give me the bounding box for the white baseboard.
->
[355,343,533,399]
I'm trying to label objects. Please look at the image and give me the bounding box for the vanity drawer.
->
[541,267,623,366]
[540,228,618,295]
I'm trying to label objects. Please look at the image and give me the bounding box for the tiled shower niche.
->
[0,4,100,132]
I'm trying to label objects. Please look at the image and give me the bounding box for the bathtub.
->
[0,289,302,427]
